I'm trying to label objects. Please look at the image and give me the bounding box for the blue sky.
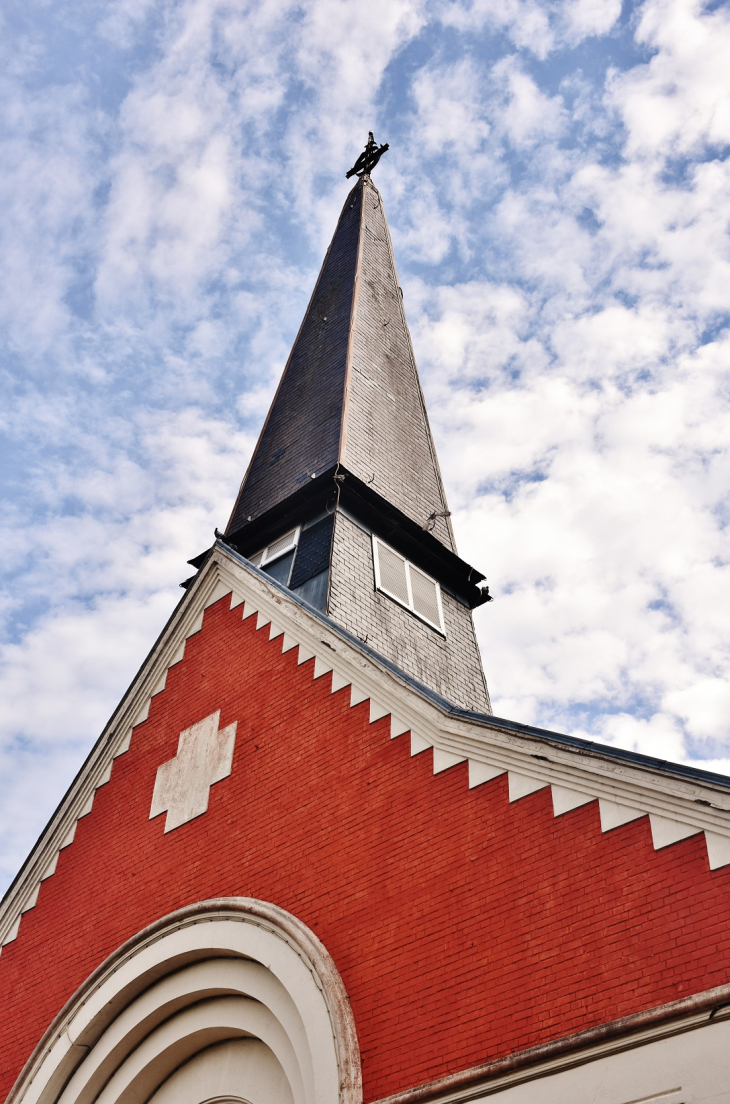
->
[1,0,729,892]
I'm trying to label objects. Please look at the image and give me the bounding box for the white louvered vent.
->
[263,528,299,564]
[372,537,445,633]
[376,542,410,605]
[409,564,441,628]
[249,528,300,569]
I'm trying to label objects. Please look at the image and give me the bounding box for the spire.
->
[226,175,454,551]
[222,148,491,713]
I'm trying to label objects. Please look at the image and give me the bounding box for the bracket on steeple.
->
[346,131,389,179]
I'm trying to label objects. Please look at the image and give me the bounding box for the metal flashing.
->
[225,466,488,610]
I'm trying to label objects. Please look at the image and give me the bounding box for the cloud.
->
[665,679,730,744]
[609,0,730,159]
[491,57,566,148]
[435,0,622,56]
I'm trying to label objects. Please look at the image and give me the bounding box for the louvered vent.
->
[373,536,445,633]
[264,528,298,563]
[410,564,441,628]
[248,528,300,570]
[376,542,410,605]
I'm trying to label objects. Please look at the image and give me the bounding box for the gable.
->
[2,545,730,1101]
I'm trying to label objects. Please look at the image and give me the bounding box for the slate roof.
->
[226,177,455,552]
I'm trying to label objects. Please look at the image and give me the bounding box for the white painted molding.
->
[313,656,333,680]
[509,773,549,803]
[6,899,362,1104]
[205,579,233,607]
[96,997,301,1104]
[1,917,20,947]
[411,733,432,756]
[350,684,369,707]
[187,610,204,635]
[468,760,506,788]
[705,831,730,870]
[40,853,58,881]
[113,728,132,757]
[134,698,150,726]
[551,786,594,817]
[77,793,94,818]
[331,670,351,693]
[599,799,645,832]
[0,562,242,951]
[650,815,702,850]
[20,885,39,914]
[370,992,730,1104]
[150,670,167,696]
[97,761,113,787]
[3,545,730,956]
[369,701,390,724]
[433,749,466,774]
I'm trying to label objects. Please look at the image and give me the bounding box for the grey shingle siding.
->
[328,512,491,713]
[343,182,454,551]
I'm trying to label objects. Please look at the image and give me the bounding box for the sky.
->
[1,0,729,894]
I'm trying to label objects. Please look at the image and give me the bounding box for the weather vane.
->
[346,131,389,179]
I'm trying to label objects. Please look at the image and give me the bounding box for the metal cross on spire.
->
[346,131,389,179]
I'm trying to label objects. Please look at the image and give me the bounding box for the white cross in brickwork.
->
[150,711,237,833]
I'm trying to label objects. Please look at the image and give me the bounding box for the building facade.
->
[1,171,730,1104]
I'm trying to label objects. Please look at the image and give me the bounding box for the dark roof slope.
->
[227,182,362,532]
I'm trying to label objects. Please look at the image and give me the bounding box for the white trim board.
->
[2,545,729,954]
[370,1000,730,1104]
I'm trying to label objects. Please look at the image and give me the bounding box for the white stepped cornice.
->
[2,544,729,954]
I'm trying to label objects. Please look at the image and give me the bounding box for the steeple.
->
[222,152,491,712]
[227,174,454,551]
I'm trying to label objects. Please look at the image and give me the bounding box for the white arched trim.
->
[9,898,362,1104]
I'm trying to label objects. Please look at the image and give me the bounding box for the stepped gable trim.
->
[2,543,730,953]
[7,898,362,1104]
[370,983,730,1104]
[0,572,202,950]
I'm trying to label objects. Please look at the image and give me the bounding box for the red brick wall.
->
[2,596,729,1101]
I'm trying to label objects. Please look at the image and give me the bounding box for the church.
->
[1,139,729,1104]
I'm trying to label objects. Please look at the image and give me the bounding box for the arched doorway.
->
[9,899,361,1104]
